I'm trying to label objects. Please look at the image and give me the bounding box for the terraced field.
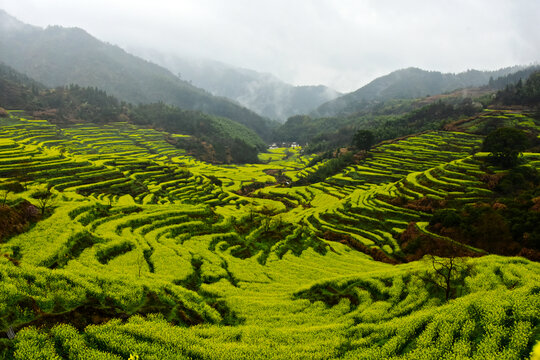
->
[447,109,540,135]
[1,114,539,359]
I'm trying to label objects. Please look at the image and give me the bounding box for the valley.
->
[0,108,539,359]
[1,6,540,359]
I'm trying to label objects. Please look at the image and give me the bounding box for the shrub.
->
[482,127,529,168]
[430,209,462,228]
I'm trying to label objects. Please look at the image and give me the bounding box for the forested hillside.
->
[0,10,276,140]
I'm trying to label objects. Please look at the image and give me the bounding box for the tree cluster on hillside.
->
[33,85,128,124]
[273,99,415,146]
[429,165,540,261]
[427,130,539,261]
[482,127,530,168]
[351,130,375,151]
[487,66,540,91]
[495,71,540,107]
[0,62,46,109]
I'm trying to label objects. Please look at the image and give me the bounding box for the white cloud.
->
[2,0,539,92]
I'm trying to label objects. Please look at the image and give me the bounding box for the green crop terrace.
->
[0,113,539,359]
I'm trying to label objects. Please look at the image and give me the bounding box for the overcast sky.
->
[2,0,539,92]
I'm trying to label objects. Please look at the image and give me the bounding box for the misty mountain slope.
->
[0,61,47,109]
[0,62,267,164]
[132,51,340,122]
[0,10,275,139]
[314,66,525,118]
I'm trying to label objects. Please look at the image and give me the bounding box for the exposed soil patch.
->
[321,230,399,264]
[0,201,40,241]
[398,222,481,262]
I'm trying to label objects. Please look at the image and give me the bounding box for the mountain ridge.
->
[130,49,341,122]
[313,66,528,118]
[0,10,275,140]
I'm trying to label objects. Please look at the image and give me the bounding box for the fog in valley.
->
[3,0,540,92]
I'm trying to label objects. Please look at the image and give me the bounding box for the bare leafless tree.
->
[422,251,473,301]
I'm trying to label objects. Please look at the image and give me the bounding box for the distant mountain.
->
[276,67,540,154]
[0,10,275,139]
[131,50,341,122]
[0,61,47,109]
[314,66,527,117]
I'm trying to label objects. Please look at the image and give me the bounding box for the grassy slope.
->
[0,113,539,359]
